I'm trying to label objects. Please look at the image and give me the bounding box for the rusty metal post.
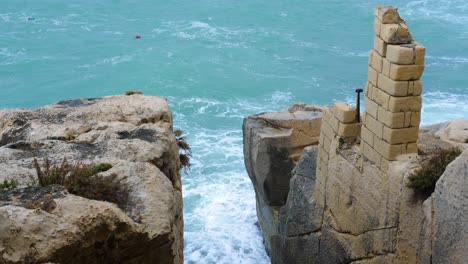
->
[355,88,363,123]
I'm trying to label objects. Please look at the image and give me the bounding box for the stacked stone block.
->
[362,6,425,169]
[316,103,360,206]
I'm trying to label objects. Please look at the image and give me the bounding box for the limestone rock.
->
[243,104,322,253]
[0,95,183,264]
[421,119,468,145]
[278,146,322,237]
[243,104,322,207]
[432,148,468,263]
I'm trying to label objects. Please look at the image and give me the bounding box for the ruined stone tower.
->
[361,6,425,170]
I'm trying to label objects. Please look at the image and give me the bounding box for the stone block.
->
[322,133,331,152]
[338,123,361,138]
[380,23,413,44]
[368,66,379,86]
[374,37,387,56]
[369,50,383,72]
[374,87,390,108]
[382,58,391,76]
[386,44,414,65]
[333,103,356,124]
[365,113,384,138]
[374,18,381,36]
[362,141,381,165]
[318,147,329,162]
[361,125,374,146]
[388,96,422,112]
[320,120,335,141]
[374,137,403,160]
[377,73,409,97]
[388,63,425,81]
[365,96,379,118]
[377,106,405,128]
[406,142,418,154]
[410,111,421,127]
[374,6,403,24]
[404,112,412,127]
[414,42,426,65]
[323,108,339,132]
[409,80,422,96]
[382,126,419,144]
[365,82,375,98]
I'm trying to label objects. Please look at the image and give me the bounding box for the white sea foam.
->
[170,93,304,263]
[422,91,468,125]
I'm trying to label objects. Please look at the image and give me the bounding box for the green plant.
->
[124,90,143,95]
[32,159,127,208]
[33,158,71,186]
[0,179,19,189]
[88,163,113,175]
[175,129,191,171]
[407,147,462,195]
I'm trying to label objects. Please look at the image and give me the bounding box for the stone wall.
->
[244,6,468,264]
[362,6,425,172]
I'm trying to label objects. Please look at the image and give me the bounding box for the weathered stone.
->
[374,136,403,160]
[0,95,183,264]
[364,112,383,138]
[387,63,425,81]
[369,50,383,73]
[374,6,403,24]
[421,119,468,144]
[378,73,409,97]
[378,106,405,128]
[382,126,419,144]
[333,103,357,124]
[374,37,387,57]
[387,95,422,113]
[368,66,378,86]
[243,105,322,207]
[364,96,379,118]
[386,43,425,65]
[279,147,323,237]
[432,148,468,263]
[380,24,413,44]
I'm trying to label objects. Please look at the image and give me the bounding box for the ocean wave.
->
[422,91,468,124]
[403,0,468,25]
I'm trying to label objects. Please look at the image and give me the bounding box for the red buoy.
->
[135,35,141,39]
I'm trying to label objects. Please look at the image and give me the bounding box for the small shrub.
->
[0,179,19,189]
[124,90,143,96]
[32,159,127,208]
[33,158,71,186]
[65,130,79,141]
[407,147,462,195]
[88,163,113,175]
[174,129,191,171]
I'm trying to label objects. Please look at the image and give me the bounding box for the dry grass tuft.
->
[407,147,462,195]
[32,159,127,208]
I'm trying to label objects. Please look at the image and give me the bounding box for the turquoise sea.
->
[1,1,467,263]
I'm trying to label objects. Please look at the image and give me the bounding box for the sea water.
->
[1,0,467,263]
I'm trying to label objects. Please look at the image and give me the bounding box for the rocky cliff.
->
[0,95,183,264]
[244,6,468,264]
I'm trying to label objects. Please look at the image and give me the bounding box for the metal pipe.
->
[355,88,363,123]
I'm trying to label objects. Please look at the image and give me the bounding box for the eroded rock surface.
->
[0,95,183,264]
[242,103,322,252]
[244,112,468,263]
